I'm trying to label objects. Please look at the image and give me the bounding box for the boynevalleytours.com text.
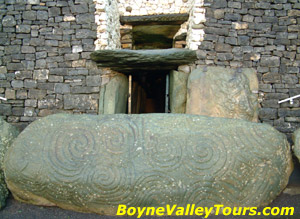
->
[116,204,294,218]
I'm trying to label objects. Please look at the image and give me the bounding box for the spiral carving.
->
[183,132,229,177]
[86,160,135,206]
[184,180,232,207]
[144,134,183,171]
[98,118,138,158]
[47,125,97,183]
[132,172,181,207]
[3,114,291,214]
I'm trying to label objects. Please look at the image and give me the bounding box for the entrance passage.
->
[130,72,167,114]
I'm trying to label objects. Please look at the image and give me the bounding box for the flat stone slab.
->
[0,117,19,209]
[293,128,300,162]
[120,14,189,25]
[4,114,292,215]
[90,49,197,74]
[186,66,259,122]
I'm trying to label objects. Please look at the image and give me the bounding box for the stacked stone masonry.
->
[197,0,300,142]
[0,0,300,142]
[0,0,100,130]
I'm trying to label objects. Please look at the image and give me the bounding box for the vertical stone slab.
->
[293,128,300,162]
[169,70,189,113]
[99,73,128,114]
[0,117,19,209]
[186,66,259,122]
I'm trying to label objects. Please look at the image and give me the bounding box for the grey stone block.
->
[0,67,7,74]
[33,70,49,80]
[48,7,61,17]
[28,89,47,99]
[70,3,89,14]
[86,75,101,87]
[0,104,12,116]
[24,80,37,89]
[71,86,99,94]
[76,14,94,24]
[260,56,280,67]
[21,46,35,54]
[2,15,16,27]
[22,11,36,20]
[37,11,48,20]
[64,53,79,61]
[11,80,24,89]
[75,29,96,39]
[16,25,31,33]
[259,108,278,120]
[16,90,27,99]
[64,94,97,110]
[25,99,37,107]
[54,83,70,94]
[215,43,232,52]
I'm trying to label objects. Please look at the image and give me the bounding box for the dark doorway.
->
[130,72,167,114]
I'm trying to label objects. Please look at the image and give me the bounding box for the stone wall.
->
[0,0,100,130]
[1,0,300,140]
[95,0,121,50]
[197,0,300,141]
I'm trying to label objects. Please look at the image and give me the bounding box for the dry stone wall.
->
[195,0,300,141]
[0,0,300,140]
[0,0,100,130]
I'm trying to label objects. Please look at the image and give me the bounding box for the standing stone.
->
[99,73,128,114]
[186,66,259,122]
[293,129,300,162]
[169,70,189,113]
[3,114,292,215]
[0,117,19,209]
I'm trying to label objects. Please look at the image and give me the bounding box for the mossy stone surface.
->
[99,73,128,114]
[4,114,292,215]
[186,66,259,122]
[293,128,300,161]
[169,70,189,113]
[0,117,19,209]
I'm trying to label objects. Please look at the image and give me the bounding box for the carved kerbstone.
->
[186,66,259,122]
[4,114,292,215]
[0,117,19,209]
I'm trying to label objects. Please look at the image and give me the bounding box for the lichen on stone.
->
[0,117,19,209]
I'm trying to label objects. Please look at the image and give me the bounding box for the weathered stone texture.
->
[4,114,293,215]
[169,70,189,113]
[293,129,300,162]
[99,73,128,114]
[197,0,300,138]
[91,49,197,73]
[0,117,19,209]
[186,67,259,122]
[0,0,98,125]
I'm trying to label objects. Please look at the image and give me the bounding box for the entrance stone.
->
[186,66,259,122]
[0,117,19,209]
[4,114,292,215]
[99,73,128,114]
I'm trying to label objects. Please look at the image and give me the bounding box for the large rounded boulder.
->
[4,114,292,215]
